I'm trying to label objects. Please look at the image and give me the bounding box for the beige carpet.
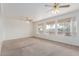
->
[1,37,79,56]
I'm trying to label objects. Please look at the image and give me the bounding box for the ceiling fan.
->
[44,3,70,13]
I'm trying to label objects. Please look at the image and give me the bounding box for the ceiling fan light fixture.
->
[52,8,59,14]
[51,4,59,14]
[54,9,59,14]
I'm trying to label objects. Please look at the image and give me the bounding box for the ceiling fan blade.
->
[44,5,52,7]
[59,5,70,8]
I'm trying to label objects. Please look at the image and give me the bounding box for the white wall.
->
[0,4,33,54]
[0,4,4,55]
[34,10,79,46]
[0,9,3,41]
[0,14,33,55]
[0,4,33,41]
[0,15,4,55]
[4,18,33,40]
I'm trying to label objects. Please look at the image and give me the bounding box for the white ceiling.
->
[1,3,79,21]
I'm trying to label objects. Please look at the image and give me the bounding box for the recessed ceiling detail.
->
[1,3,79,22]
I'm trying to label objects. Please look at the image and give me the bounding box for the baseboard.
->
[32,36,79,51]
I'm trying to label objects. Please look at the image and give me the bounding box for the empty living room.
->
[0,2,79,56]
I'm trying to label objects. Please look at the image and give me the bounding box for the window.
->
[36,17,77,36]
[45,21,56,34]
[37,23,44,34]
[57,23,64,34]
[57,17,76,36]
